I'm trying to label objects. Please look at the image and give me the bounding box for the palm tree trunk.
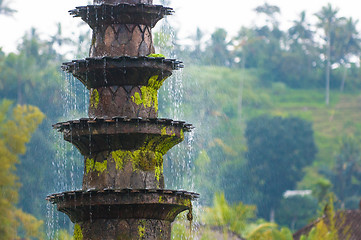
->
[340,63,347,92]
[326,29,331,105]
[238,49,246,121]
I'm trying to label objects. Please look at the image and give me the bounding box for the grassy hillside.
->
[182,65,361,178]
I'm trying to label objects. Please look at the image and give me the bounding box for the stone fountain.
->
[46,0,198,239]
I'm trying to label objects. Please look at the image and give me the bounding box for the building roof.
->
[293,209,361,240]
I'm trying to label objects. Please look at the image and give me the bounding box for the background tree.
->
[276,195,318,231]
[204,28,232,66]
[251,3,284,83]
[280,11,320,88]
[0,28,85,224]
[315,3,340,105]
[332,136,361,209]
[0,100,44,239]
[244,116,317,221]
[189,27,204,64]
[333,17,361,91]
[0,0,15,16]
[203,192,256,237]
[254,3,281,29]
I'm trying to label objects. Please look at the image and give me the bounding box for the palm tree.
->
[315,3,339,105]
[254,3,281,29]
[288,11,314,49]
[334,17,361,91]
[0,0,16,16]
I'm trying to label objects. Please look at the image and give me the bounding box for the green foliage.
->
[276,195,318,231]
[298,167,333,203]
[0,99,44,239]
[0,27,85,225]
[204,28,232,66]
[203,193,256,235]
[332,136,361,207]
[244,115,317,219]
[53,229,73,240]
[245,222,293,240]
[300,197,350,240]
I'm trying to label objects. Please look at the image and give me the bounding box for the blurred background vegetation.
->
[1,1,361,239]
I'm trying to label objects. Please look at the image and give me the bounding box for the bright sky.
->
[0,0,360,52]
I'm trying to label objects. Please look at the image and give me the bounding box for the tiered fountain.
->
[47,0,198,239]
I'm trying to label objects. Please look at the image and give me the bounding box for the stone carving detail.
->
[90,24,154,57]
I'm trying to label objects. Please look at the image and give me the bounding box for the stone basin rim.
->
[53,117,194,132]
[46,188,200,203]
[62,56,184,72]
[70,3,174,14]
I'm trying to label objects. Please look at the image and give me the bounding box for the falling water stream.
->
[155,14,201,239]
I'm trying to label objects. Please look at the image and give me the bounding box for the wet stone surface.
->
[90,24,154,57]
[82,150,165,190]
[80,219,171,240]
[88,86,158,119]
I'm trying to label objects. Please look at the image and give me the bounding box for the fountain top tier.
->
[94,0,153,4]
[70,4,173,29]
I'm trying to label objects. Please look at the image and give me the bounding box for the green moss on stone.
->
[90,89,100,109]
[130,75,169,112]
[110,149,164,185]
[132,92,143,106]
[161,127,167,136]
[131,85,158,111]
[154,151,164,183]
[94,160,107,175]
[157,136,183,155]
[112,150,128,170]
[85,158,107,175]
[180,129,184,140]
[74,224,83,240]
[147,53,165,58]
[138,220,146,239]
[85,158,94,174]
[110,150,164,172]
